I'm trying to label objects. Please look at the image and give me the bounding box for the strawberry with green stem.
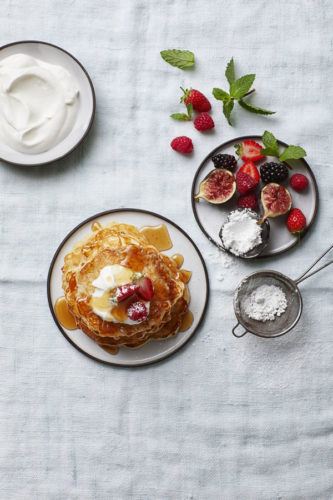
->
[286,208,306,244]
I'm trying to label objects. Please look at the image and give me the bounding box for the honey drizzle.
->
[139,224,173,251]
[180,270,192,283]
[101,346,119,355]
[111,303,128,322]
[171,253,184,268]
[91,221,102,231]
[179,311,194,332]
[54,297,77,330]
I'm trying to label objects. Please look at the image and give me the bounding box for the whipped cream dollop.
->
[0,53,80,154]
[91,265,149,325]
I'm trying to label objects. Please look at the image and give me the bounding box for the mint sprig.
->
[238,99,275,116]
[261,130,280,156]
[160,50,195,69]
[170,103,193,121]
[229,74,256,100]
[225,57,235,85]
[260,130,307,163]
[212,57,275,125]
[279,145,307,163]
[223,100,234,126]
[212,88,229,101]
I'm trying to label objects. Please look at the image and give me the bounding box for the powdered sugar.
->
[221,210,262,256]
[243,284,288,322]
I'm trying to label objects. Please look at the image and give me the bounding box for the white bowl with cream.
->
[0,41,95,166]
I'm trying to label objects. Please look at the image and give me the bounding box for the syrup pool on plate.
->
[179,311,194,332]
[139,224,173,251]
[171,253,184,268]
[54,297,77,330]
[180,270,192,283]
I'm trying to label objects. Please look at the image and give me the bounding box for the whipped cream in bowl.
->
[0,41,95,166]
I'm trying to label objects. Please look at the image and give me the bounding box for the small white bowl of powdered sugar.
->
[219,209,270,258]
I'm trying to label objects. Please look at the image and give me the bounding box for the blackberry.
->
[212,153,237,171]
[260,162,289,184]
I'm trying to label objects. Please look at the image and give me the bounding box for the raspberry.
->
[236,171,258,195]
[170,136,193,154]
[290,173,309,191]
[194,112,214,131]
[127,301,148,322]
[181,88,211,112]
[260,162,288,184]
[237,193,258,210]
[211,154,237,171]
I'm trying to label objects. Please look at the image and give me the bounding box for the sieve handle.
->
[295,243,333,285]
[232,322,248,338]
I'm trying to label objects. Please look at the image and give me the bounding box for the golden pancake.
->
[61,222,190,352]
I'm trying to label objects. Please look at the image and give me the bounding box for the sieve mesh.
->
[233,271,303,338]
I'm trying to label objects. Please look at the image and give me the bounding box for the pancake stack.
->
[62,222,190,352]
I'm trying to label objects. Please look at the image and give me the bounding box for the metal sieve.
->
[232,244,333,338]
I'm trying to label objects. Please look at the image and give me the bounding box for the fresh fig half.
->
[258,182,292,224]
[194,169,236,204]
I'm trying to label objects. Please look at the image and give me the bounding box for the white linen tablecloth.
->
[1,1,333,498]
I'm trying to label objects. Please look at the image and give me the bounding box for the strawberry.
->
[290,174,308,192]
[115,283,139,302]
[236,171,257,195]
[136,277,154,301]
[237,193,258,210]
[127,301,148,322]
[180,88,211,112]
[286,208,306,243]
[194,112,214,131]
[235,140,265,162]
[238,161,260,183]
[170,136,193,154]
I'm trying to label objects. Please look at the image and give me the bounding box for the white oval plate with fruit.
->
[47,209,209,367]
[191,133,318,257]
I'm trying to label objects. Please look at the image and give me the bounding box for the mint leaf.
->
[225,57,235,86]
[223,99,234,126]
[186,103,193,118]
[279,145,307,162]
[170,103,193,121]
[170,113,191,121]
[160,50,195,69]
[229,74,255,99]
[239,99,275,115]
[212,88,230,101]
[260,130,280,157]
[234,143,242,156]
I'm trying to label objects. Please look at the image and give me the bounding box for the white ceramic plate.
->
[0,40,95,166]
[47,209,209,367]
[191,135,319,257]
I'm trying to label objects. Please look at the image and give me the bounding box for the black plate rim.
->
[47,208,210,368]
[191,135,319,258]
